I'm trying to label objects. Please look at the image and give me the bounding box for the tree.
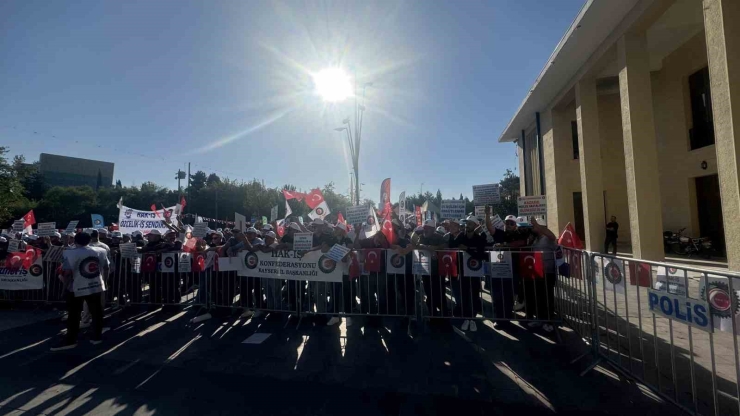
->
[116,180,122,189]
[435,189,442,207]
[207,173,221,186]
[189,171,207,192]
[0,147,26,225]
[459,193,464,201]
[96,169,103,191]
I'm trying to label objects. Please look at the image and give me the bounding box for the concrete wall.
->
[651,31,717,236]
[598,92,632,242]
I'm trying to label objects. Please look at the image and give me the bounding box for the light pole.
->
[334,80,372,205]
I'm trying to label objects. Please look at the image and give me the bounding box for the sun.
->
[313,68,352,102]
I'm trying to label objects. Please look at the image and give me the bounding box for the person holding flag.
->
[524,216,559,332]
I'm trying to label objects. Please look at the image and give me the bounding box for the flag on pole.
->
[21,210,35,235]
[558,223,584,249]
[283,189,306,202]
[306,189,325,210]
[379,178,391,216]
[285,200,293,219]
[91,214,105,229]
[117,197,123,210]
[308,201,331,220]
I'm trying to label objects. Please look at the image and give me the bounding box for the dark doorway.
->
[573,192,585,240]
[695,174,725,253]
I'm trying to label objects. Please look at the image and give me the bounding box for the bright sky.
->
[0,0,584,203]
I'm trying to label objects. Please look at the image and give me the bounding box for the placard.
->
[491,214,505,231]
[12,220,25,233]
[345,205,369,226]
[192,222,209,238]
[440,200,466,220]
[7,240,20,253]
[473,184,500,205]
[237,249,344,282]
[119,242,139,258]
[234,212,247,232]
[293,232,314,251]
[398,192,406,221]
[412,250,431,275]
[325,244,351,263]
[270,205,278,223]
[655,266,689,297]
[178,252,192,273]
[474,206,486,220]
[64,221,79,234]
[489,251,513,279]
[518,195,547,216]
[36,222,56,237]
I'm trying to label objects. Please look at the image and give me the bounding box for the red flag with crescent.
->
[628,262,651,287]
[142,253,157,272]
[379,178,391,216]
[192,253,206,273]
[519,252,544,280]
[558,223,583,249]
[283,189,306,202]
[24,247,40,269]
[438,251,459,277]
[348,251,361,280]
[23,210,36,228]
[306,189,325,209]
[363,249,382,272]
[381,210,396,246]
[6,251,29,270]
[337,212,346,226]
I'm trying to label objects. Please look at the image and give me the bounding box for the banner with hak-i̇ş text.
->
[236,249,343,282]
[118,205,179,235]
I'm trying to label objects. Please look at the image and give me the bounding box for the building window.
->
[689,67,715,150]
[571,120,579,159]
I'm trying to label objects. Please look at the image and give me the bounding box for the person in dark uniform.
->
[604,216,619,255]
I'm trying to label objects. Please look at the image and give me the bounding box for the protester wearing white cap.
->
[414,216,449,317]
[523,216,559,333]
[450,215,488,332]
[238,227,265,319]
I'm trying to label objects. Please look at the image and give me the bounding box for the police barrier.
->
[590,252,740,416]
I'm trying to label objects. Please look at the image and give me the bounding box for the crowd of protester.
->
[0,205,561,350]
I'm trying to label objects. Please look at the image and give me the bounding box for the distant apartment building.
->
[38,153,114,188]
[499,0,740,269]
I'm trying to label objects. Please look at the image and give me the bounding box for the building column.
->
[617,32,664,261]
[704,0,740,270]
[542,108,573,233]
[576,78,606,251]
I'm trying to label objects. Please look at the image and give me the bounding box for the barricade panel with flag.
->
[438,251,458,277]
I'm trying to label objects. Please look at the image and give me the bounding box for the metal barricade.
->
[589,252,740,416]
[208,269,300,316]
[555,248,596,345]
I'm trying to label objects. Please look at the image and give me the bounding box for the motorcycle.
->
[663,228,716,259]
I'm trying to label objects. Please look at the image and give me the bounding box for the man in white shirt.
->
[51,232,110,351]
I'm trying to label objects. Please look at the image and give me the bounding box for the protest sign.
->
[192,222,209,238]
[440,200,466,219]
[119,243,138,258]
[7,240,20,253]
[234,213,247,232]
[64,221,79,234]
[325,244,351,263]
[491,214,505,230]
[398,192,406,221]
[473,184,500,205]
[261,216,268,226]
[345,205,368,226]
[489,251,513,279]
[474,206,486,220]
[118,205,179,235]
[293,232,314,251]
[413,251,431,275]
[655,266,689,297]
[12,220,25,233]
[44,246,65,263]
[178,252,192,273]
[270,205,278,222]
[36,222,56,237]
[236,250,343,282]
[518,195,547,216]
[0,255,44,290]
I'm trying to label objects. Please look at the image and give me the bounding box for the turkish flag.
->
[348,251,361,280]
[379,178,391,216]
[211,252,220,271]
[6,252,28,270]
[180,196,187,211]
[519,252,544,280]
[628,262,651,287]
[337,212,346,226]
[142,253,157,272]
[381,211,396,245]
[276,219,286,237]
[566,251,583,279]
[438,251,459,277]
[558,223,584,249]
[193,253,206,272]
[24,247,40,269]
[283,189,306,202]
[22,210,36,228]
[182,238,197,253]
[306,189,325,209]
[363,249,382,272]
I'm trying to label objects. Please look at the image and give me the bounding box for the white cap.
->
[516,216,527,223]
[246,227,258,234]
[262,224,274,231]
[436,226,446,234]
[132,230,143,237]
[0,237,6,243]
[465,216,479,225]
[312,219,325,226]
[423,219,436,228]
[98,228,109,234]
[213,231,224,238]
[336,222,347,231]
[52,232,61,238]
[288,223,302,231]
[264,231,276,239]
[505,215,517,222]
[111,231,123,238]
[185,225,193,232]
[63,230,75,236]
[148,229,161,236]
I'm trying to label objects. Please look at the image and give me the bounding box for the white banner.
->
[518,195,547,217]
[440,200,466,220]
[161,253,176,273]
[234,212,247,232]
[270,205,278,222]
[192,222,208,238]
[463,252,487,277]
[596,259,626,293]
[489,251,512,279]
[345,205,369,226]
[36,222,56,237]
[178,252,192,273]
[473,184,500,205]
[237,250,343,282]
[0,256,44,290]
[118,205,179,235]
[386,249,407,274]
